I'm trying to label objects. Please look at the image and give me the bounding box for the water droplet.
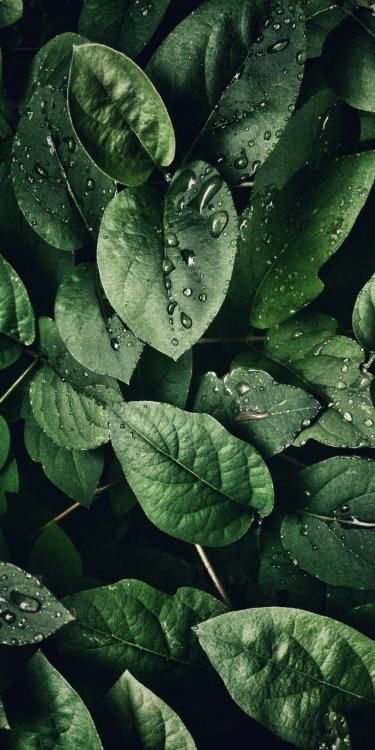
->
[167,301,177,315]
[165,232,179,247]
[172,338,178,347]
[267,39,290,53]
[86,178,95,191]
[181,249,195,266]
[35,163,48,178]
[237,382,251,396]
[343,412,352,422]
[198,293,207,302]
[183,287,192,297]
[191,175,223,214]
[110,337,120,351]
[209,210,228,238]
[234,149,248,170]
[340,505,349,513]
[296,50,306,65]
[181,313,192,329]
[33,633,43,643]
[64,136,76,152]
[10,591,41,613]
[162,258,175,275]
[365,418,373,427]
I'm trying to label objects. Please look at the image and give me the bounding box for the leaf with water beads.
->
[98,161,238,360]
[193,366,320,457]
[148,0,306,186]
[55,263,144,384]
[352,273,375,353]
[280,456,375,589]
[0,0,23,30]
[0,561,73,646]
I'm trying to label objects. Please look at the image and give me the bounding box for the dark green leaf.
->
[353,273,375,352]
[198,607,375,749]
[0,415,10,470]
[68,42,175,186]
[110,401,274,546]
[98,162,238,360]
[0,0,22,29]
[127,347,192,408]
[0,254,34,345]
[304,0,346,58]
[28,523,83,596]
[0,455,18,518]
[55,263,144,384]
[343,603,375,640]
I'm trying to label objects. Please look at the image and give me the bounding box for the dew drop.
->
[198,293,207,302]
[165,232,179,247]
[110,337,120,351]
[86,178,95,191]
[10,591,41,613]
[267,39,290,53]
[183,287,192,297]
[209,210,228,238]
[167,301,177,315]
[343,412,352,422]
[162,258,175,275]
[181,312,192,329]
[35,163,48,178]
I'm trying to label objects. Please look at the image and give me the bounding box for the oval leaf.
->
[353,273,375,352]
[323,14,375,113]
[0,254,34,345]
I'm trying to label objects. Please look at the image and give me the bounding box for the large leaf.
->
[193,366,320,457]
[110,401,274,546]
[264,313,375,448]
[12,33,116,252]
[57,580,226,688]
[280,457,375,589]
[98,162,238,360]
[233,152,375,327]
[198,607,375,749]
[0,254,34,346]
[0,560,73,645]
[55,263,144,384]
[24,402,104,506]
[0,0,22,29]
[128,347,192,408]
[78,0,172,58]
[352,273,375,352]
[104,670,197,749]
[68,42,175,186]
[4,652,104,750]
[29,318,122,450]
[147,0,306,186]
[323,13,375,113]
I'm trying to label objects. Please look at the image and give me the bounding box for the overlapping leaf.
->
[0,0,22,29]
[353,273,375,352]
[127,347,192,408]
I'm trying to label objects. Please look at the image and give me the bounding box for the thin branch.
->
[0,358,39,406]
[195,544,232,608]
[278,454,307,468]
[363,351,375,372]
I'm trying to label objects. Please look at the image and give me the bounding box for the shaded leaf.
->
[343,603,375,640]
[127,347,192,408]
[0,455,18,518]
[0,0,22,29]
[353,273,375,352]
[0,254,34,345]
[0,415,10,470]
[28,523,83,596]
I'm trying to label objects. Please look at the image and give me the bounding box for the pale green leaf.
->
[0,254,34,345]
[352,273,375,352]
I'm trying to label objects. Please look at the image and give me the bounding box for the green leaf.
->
[23,401,104,506]
[68,42,175,186]
[323,14,375,113]
[197,607,375,749]
[147,0,306,186]
[110,401,273,546]
[265,313,375,448]
[0,415,10,470]
[55,263,144,384]
[353,273,375,352]
[0,254,34,346]
[78,0,172,58]
[234,153,375,328]
[253,89,360,195]
[127,347,192,408]
[0,335,21,370]
[28,523,83,596]
[0,455,18,518]
[304,0,346,58]
[104,670,197,749]
[0,560,73,645]
[12,33,117,252]
[29,317,122,450]
[193,367,320,457]
[4,652,104,749]
[57,580,226,687]
[0,0,22,30]
[98,163,238,360]
[280,456,375,589]
[343,603,375,640]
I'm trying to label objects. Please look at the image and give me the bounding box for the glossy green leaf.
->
[280,457,375,589]
[57,580,226,686]
[78,0,172,58]
[353,273,375,352]
[24,402,104,506]
[104,670,197,749]
[265,313,375,448]
[198,607,375,749]
[0,254,34,345]
[234,153,375,328]
[193,366,320,457]
[55,263,144,384]
[98,162,238,360]
[4,652,104,750]
[128,346,192,408]
[12,33,116,251]
[28,523,83,596]
[323,13,375,113]
[110,401,274,546]
[29,318,122,450]
[304,0,346,58]
[0,0,22,29]
[0,560,73,645]
[148,0,305,186]
[68,42,175,186]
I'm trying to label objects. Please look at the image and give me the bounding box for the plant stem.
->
[0,358,39,406]
[363,351,375,372]
[195,544,232,608]
[197,335,265,345]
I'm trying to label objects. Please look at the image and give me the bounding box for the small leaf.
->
[0,254,34,345]
[353,273,375,352]
[198,607,375,749]
[127,347,192,408]
[55,263,144,384]
[78,0,173,58]
[0,560,73,645]
[280,456,375,589]
[57,580,226,687]
[98,162,238,360]
[104,670,197,749]
[28,523,83,596]
[110,401,273,546]
[323,14,375,113]
[0,415,10,470]
[0,0,22,30]
[29,318,122,450]
[4,652,104,749]
[193,366,320,457]
[68,42,176,186]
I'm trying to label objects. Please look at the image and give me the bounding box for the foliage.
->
[0,1,373,748]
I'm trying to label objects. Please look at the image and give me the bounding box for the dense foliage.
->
[0,0,373,748]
